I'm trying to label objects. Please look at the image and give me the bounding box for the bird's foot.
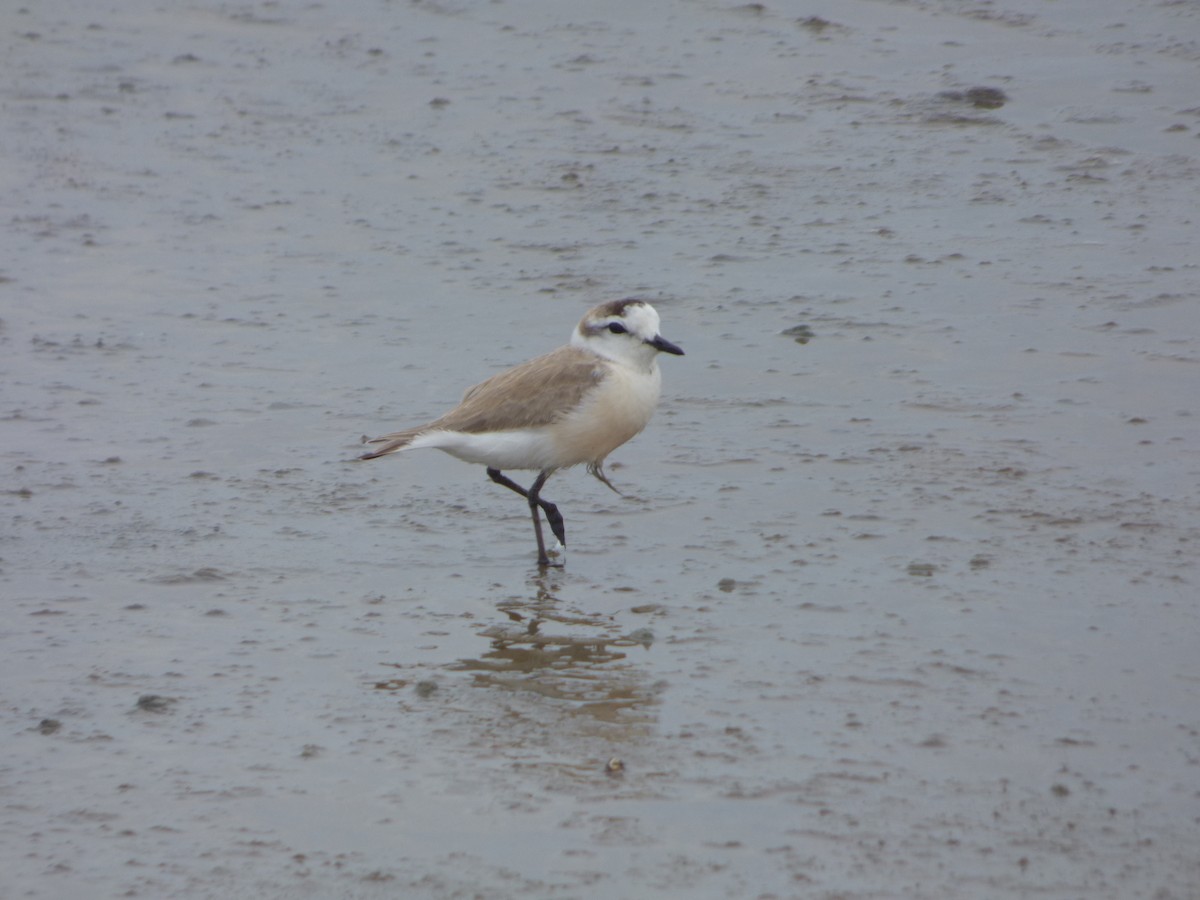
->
[541,502,566,546]
[587,461,628,498]
[537,548,565,569]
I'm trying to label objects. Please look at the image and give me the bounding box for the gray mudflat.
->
[3,1,1197,897]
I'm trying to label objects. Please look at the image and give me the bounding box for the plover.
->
[360,299,684,566]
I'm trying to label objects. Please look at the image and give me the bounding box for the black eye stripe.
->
[607,322,627,334]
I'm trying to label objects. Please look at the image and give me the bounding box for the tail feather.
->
[359,430,419,460]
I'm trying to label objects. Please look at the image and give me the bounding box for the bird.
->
[359,298,684,567]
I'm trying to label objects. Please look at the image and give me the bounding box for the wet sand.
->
[2,0,1198,897]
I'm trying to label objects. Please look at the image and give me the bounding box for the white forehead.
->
[610,302,661,337]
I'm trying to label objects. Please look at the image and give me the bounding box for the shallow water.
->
[3,0,1198,897]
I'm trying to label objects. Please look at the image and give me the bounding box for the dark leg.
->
[586,460,625,497]
[525,470,554,567]
[486,468,566,565]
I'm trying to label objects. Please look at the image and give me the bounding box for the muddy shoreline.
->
[3,1,1197,897]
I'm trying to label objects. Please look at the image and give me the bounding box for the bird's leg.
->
[530,474,565,549]
[586,460,626,497]
[486,468,566,565]
[486,468,565,543]
[526,470,555,567]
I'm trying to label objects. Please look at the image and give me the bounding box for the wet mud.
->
[2,0,1198,897]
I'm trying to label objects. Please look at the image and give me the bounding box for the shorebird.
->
[360,299,684,566]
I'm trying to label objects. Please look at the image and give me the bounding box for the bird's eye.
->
[607,323,627,335]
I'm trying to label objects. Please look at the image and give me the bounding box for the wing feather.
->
[361,345,607,459]
[437,346,606,433]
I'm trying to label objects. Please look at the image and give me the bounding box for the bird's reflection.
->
[450,573,659,724]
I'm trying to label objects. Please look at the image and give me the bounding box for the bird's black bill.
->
[648,335,684,355]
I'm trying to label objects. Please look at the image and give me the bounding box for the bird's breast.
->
[552,364,662,466]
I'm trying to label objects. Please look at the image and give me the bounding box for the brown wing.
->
[362,345,609,459]
[433,345,608,433]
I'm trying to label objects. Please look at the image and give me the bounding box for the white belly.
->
[411,427,562,471]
